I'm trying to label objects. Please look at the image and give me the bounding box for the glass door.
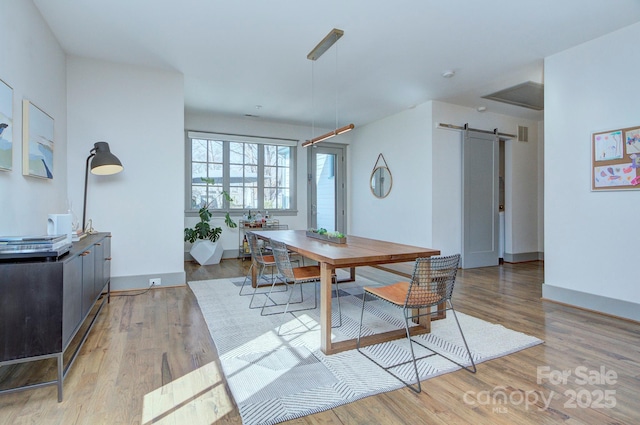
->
[307,144,346,233]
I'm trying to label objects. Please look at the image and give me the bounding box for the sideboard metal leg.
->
[56,353,64,402]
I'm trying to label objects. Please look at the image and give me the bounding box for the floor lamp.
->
[82,142,123,233]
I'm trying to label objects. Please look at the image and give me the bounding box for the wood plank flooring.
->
[1,259,638,424]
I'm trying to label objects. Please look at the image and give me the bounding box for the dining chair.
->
[356,254,475,393]
[239,232,287,308]
[259,224,305,266]
[265,239,342,334]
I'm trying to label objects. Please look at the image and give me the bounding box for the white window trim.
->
[187,131,299,147]
[185,131,298,215]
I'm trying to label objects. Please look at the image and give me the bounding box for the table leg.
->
[319,262,333,354]
[411,307,432,332]
[432,301,447,321]
[335,267,356,283]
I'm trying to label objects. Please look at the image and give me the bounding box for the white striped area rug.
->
[189,275,542,425]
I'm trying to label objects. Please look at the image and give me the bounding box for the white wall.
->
[543,22,640,320]
[67,57,185,289]
[184,111,333,255]
[0,0,68,235]
[348,100,542,259]
[430,102,462,256]
[0,0,544,290]
[350,103,433,246]
[1,3,185,290]
[432,101,541,259]
[538,121,545,254]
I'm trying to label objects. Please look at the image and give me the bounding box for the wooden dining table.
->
[251,229,440,355]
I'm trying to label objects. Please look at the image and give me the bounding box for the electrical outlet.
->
[149,278,161,287]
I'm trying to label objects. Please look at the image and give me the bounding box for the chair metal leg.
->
[357,293,422,391]
[402,309,422,393]
[360,307,424,393]
[260,276,306,317]
[332,277,342,328]
[356,292,367,349]
[247,264,287,309]
[447,301,477,373]
[276,281,301,335]
[401,303,477,374]
[246,263,266,307]
[238,262,255,295]
[357,304,428,393]
[241,262,275,296]
[275,281,318,335]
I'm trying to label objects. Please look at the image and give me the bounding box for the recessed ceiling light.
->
[477,106,487,112]
[441,70,455,78]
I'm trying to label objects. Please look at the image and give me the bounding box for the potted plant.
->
[184,179,237,265]
[306,228,347,244]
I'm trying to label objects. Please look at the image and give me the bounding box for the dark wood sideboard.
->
[0,232,111,402]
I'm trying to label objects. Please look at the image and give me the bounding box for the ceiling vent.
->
[482,81,544,111]
[518,125,529,142]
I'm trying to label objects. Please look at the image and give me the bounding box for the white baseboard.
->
[184,249,240,262]
[542,284,640,322]
[503,251,544,262]
[110,271,186,291]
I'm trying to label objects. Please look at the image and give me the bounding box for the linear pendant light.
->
[304,28,354,147]
[307,28,344,60]
[301,124,354,147]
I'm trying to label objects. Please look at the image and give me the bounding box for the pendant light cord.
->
[303,28,354,148]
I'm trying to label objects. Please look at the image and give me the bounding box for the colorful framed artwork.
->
[0,78,12,171]
[22,99,54,179]
[594,130,623,161]
[625,128,640,155]
[592,126,640,191]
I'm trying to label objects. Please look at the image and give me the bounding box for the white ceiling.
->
[33,0,640,128]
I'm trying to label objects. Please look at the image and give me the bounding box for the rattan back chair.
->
[266,239,342,334]
[356,254,475,393]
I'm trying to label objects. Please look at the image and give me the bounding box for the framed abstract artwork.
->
[0,78,12,171]
[22,99,54,179]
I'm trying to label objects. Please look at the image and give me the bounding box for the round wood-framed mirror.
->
[370,165,392,198]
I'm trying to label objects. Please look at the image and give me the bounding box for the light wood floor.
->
[1,259,638,424]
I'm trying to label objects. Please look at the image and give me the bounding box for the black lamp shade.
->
[90,142,123,175]
[82,141,123,232]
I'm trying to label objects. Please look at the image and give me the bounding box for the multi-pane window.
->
[190,139,224,209]
[187,133,295,213]
[264,145,292,210]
